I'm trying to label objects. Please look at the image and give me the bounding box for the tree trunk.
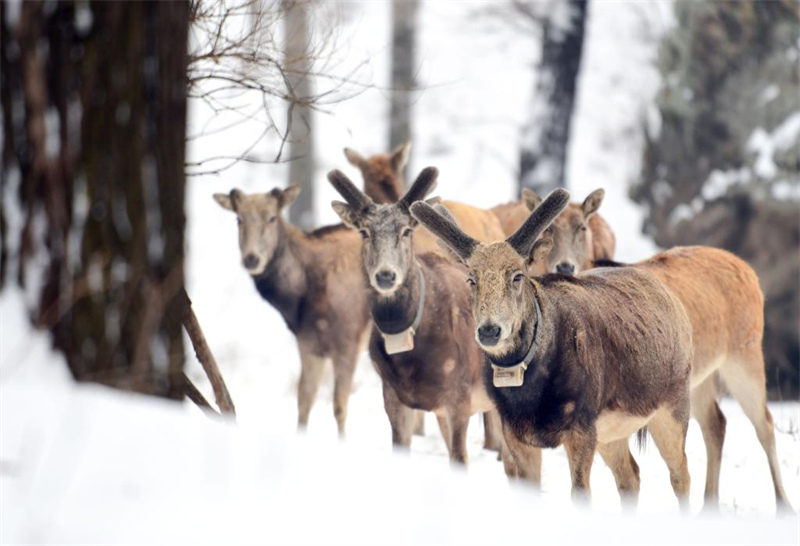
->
[284,0,316,229]
[1,1,189,398]
[519,0,588,195]
[389,0,419,152]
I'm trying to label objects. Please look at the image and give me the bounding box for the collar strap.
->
[375,264,425,336]
[490,290,542,375]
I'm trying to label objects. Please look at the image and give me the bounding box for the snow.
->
[748,113,800,180]
[3,1,800,544]
[2,280,799,544]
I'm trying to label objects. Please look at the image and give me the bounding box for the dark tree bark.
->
[389,0,419,151]
[519,0,588,195]
[1,1,189,398]
[283,0,316,229]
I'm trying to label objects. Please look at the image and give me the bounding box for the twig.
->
[183,373,220,415]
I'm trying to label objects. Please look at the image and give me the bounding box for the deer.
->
[582,247,792,513]
[213,186,371,437]
[491,188,616,274]
[411,189,695,508]
[327,166,513,468]
[345,143,508,451]
[344,142,410,204]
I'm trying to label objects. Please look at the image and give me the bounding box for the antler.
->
[327,170,373,210]
[506,188,571,258]
[410,201,478,261]
[400,167,439,207]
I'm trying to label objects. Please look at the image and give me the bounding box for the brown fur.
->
[634,246,791,511]
[329,168,507,465]
[213,187,371,436]
[411,193,695,507]
[344,143,410,204]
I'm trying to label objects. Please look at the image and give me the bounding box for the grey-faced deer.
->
[213,186,371,436]
[412,190,695,508]
[491,188,616,274]
[590,247,792,513]
[327,167,510,467]
[345,144,509,451]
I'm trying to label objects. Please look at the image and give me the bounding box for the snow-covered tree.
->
[634,0,800,398]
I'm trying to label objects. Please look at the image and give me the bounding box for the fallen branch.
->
[178,288,237,417]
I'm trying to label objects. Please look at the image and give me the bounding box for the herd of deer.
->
[213,143,791,513]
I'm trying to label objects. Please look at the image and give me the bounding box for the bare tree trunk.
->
[1,1,189,398]
[389,0,419,151]
[519,0,588,195]
[284,0,316,229]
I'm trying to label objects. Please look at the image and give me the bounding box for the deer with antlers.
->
[327,167,511,467]
[411,190,695,507]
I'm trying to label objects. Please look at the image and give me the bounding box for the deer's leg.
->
[447,409,471,466]
[648,405,691,512]
[483,412,503,452]
[719,352,791,511]
[435,413,453,453]
[382,381,415,450]
[502,424,542,486]
[691,377,726,512]
[564,427,598,503]
[297,341,326,431]
[413,410,426,436]
[597,439,641,509]
[332,348,358,438]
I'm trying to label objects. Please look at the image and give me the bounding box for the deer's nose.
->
[477,323,502,346]
[556,262,575,275]
[243,254,259,270]
[375,270,397,289]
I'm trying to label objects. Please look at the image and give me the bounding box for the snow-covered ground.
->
[2,1,799,544]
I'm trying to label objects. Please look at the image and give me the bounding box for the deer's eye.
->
[359,230,370,239]
[401,228,413,238]
[237,218,242,226]
[466,278,476,286]
[267,216,277,224]
[513,272,524,283]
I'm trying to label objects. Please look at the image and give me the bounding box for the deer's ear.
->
[331,200,359,229]
[527,236,553,273]
[390,142,411,172]
[213,193,234,211]
[281,185,301,208]
[344,148,367,169]
[582,189,605,220]
[521,188,542,211]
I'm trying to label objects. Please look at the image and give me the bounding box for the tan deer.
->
[587,247,792,513]
[491,188,616,274]
[412,190,695,508]
[213,186,371,437]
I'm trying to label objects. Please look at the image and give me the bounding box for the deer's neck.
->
[253,222,308,333]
